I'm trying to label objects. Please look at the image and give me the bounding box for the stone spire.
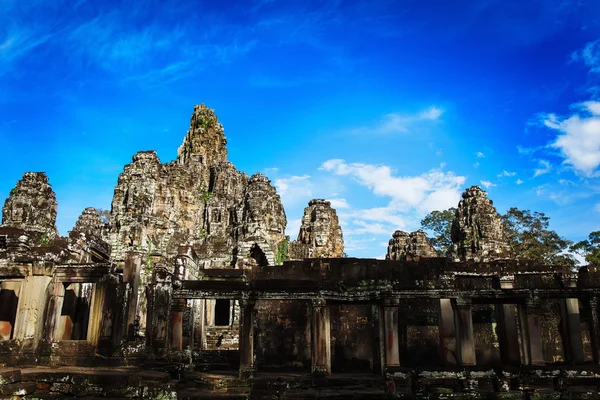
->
[289,199,344,259]
[71,207,106,239]
[177,104,228,168]
[1,172,58,238]
[386,230,437,260]
[447,186,512,262]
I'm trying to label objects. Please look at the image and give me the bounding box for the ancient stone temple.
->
[447,185,513,262]
[386,229,438,260]
[2,105,600,399]
[289,199,344,259]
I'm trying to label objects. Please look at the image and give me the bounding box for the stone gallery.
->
[1,105,600,399]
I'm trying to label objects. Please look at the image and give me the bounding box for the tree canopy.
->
[571,231,600,266]
[502,207,575,267]
[420,208,456,256]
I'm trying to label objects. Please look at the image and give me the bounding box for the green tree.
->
[420,208,456,255]
[571,231,600,266]
[502,207,575,267]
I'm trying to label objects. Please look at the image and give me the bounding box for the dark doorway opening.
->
[60,283,92,340]
[250,244,268,267]
[215,299,231,326]
[0,285,19,340]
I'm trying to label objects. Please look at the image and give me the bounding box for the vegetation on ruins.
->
[198,185,213,203]
[275,238,289,265]
[571,231,600,266]
[420,208,456,255]
[421,206,578,266]
[40,231,49,246]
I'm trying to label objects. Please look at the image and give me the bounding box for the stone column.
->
[13,275,52,342]
[439,298,458,366]
[123,252,142,340]
[239,297,256,378]
[311,297,331,375]
[383,298,400,370]
[86,282,106,346]
[456,298,476,366]
[43,282,65,343]
[519,298,545,365]
[496,279,520,365]
[372,304,385,375]
[170,298,185,351]
[561,277,584,364]
[589,297,600,364]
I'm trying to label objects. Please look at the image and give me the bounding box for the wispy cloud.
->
[497,170,516,178]
[348,106,444,135]
[476,151,485,158]
[533,159,552,177]
[480,180,496,189]
[571,39,600,74]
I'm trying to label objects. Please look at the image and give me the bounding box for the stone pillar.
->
[496,279,521,365]
[439,298,458,366]
[86,282,106,346]
[13,275,52,341]
[311,297,331,375]
[519,298,545,365]
[383,298,400,370]
[239,297,256,378]
[589,297,600,364]
[170,298,185,351]
[456,298,476,366]
[372,304,385,375]
[43,282,65,343]
[123,252,142,340]
[561,277,584,364]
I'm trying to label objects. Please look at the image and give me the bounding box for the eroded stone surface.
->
[386,230,437,260]
[1,172,58,239]
[107,105,286,268]
[289,199,344,259]
[447,186,513,262]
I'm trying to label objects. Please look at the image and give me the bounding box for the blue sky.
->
[1,0,600,258]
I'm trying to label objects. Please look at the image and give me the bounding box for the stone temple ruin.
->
[1,105,600,399]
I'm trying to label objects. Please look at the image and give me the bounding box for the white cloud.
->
[516,179,524,185]
[473,162,480,168]
[320,159,465,211]
[319,159,466,257]
[327,198,350,209]
[533,159,552,177]
[538,102,600,176]
[497,170,516,178]
[571,39,600,74]
[480,180,496,189]
[273,174,312,206]
[349,106,444,135]
[476,152,485,158]
[418,106,444,120]
[286,218,301,239]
